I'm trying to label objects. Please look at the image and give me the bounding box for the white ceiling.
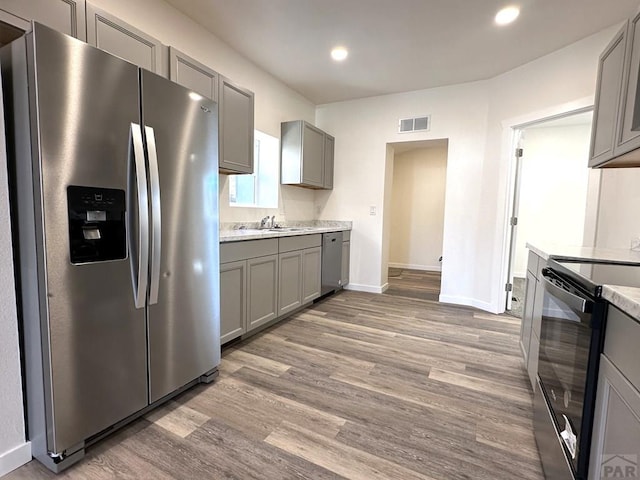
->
[165,0,640,105]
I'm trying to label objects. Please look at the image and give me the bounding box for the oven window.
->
[538,285,592,470]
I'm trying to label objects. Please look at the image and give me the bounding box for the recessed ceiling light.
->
[331,46,348,61]
[495,6,520,25]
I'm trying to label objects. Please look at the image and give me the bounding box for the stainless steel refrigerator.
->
[1,23,220,472]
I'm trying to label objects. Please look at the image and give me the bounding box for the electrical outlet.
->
[369,206,376,216]
[631,236,640,251]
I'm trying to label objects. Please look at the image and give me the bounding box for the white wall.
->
[315,83,490,295]
[513,123,592,277]
[316,24,620,311]
[596,169,640,248]
[389,146,447,271]
[90,0,318,225]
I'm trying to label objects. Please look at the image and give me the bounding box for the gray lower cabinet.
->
[279,237,322,315]
[281,120,335,189]
[302,246,322,303]
[168,47,218,101]
[520,249,546,390]
[218,76,255,174]
[86,2,167,76]
[590,354,640,479]
[589,307,640,478]
[278,250,303,316]
[247,254,278,331]
[219,260,246,344]
[341,240,350,287]
[0,0,86,40]
[520,270,536,362]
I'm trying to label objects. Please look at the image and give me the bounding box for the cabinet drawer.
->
[342,230,351,242]
[604,306,640,389]
[220,238,278,263]
[278,234,321,253]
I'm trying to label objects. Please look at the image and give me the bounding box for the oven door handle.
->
[541,271,592,314]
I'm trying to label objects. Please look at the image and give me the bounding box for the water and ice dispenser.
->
[67,186,126,264]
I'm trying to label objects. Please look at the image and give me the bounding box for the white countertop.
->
[527,242,640,321]
[220,221,351,243]
[602,285,640,320]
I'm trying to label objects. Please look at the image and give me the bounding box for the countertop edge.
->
[220,225,351,243]
[602,285,640,321]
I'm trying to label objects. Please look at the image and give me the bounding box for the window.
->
[229,130,279,208]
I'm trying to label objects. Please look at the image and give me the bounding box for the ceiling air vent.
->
[398,115,431,133]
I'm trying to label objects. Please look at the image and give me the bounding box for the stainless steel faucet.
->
[270,216,275,228]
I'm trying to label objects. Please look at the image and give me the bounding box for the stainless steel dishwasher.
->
[321,231,343,295]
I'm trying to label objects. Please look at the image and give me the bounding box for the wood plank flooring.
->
[385,269,441,302]
[6,288,543,480]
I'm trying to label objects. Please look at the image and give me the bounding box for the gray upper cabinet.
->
[590,11,640,168]
[589,23,627,167]
[86,3,167,76]
[281,120,335,189]
[0,0,86,40]
[169,47,218,101]
[218,76,255,174]
[615,11,640,157]
[323,134,335,190]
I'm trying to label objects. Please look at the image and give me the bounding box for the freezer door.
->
[28,24,148,453]
[141,71,220,403]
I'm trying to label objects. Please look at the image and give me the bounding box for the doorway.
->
[505,109,598,316]
[384,139,448,301]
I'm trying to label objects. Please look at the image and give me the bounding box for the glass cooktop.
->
[550,258,640,294]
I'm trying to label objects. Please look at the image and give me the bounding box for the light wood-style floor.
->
[7,289,543,480]
[386,268,441,301]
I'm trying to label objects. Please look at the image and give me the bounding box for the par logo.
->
[601,454,638,479]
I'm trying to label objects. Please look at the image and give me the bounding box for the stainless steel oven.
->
[534,259,640,480]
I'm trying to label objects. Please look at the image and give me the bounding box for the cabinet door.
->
[589,23,628,167]
[0,0,86,40]
[590,355,640,479]
[519,270,536,363]
[247,254,278,331]
[220,260,246,344]
[278,250,302,316]
[341,241,350,287]
[301,122,325,187]
[302,246,322,303]
[219,76,254,174]
[615,12,640,157]
[169,47,218,101]
[323,134,334,190]
[86,3,167,76]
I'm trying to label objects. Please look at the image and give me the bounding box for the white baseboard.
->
[388,263,442,272]
[345,283,387,294]
[438,294,500,314]
[0,442,31,477]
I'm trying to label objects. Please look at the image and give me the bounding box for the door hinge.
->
[510,216,518,226]
[516,148,523,158]
[505,283,513,292]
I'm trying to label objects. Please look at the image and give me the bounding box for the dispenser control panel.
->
[67,186,126,264]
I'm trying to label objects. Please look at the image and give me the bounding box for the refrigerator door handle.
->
[145,125,162,305]
[129,123,149,309]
